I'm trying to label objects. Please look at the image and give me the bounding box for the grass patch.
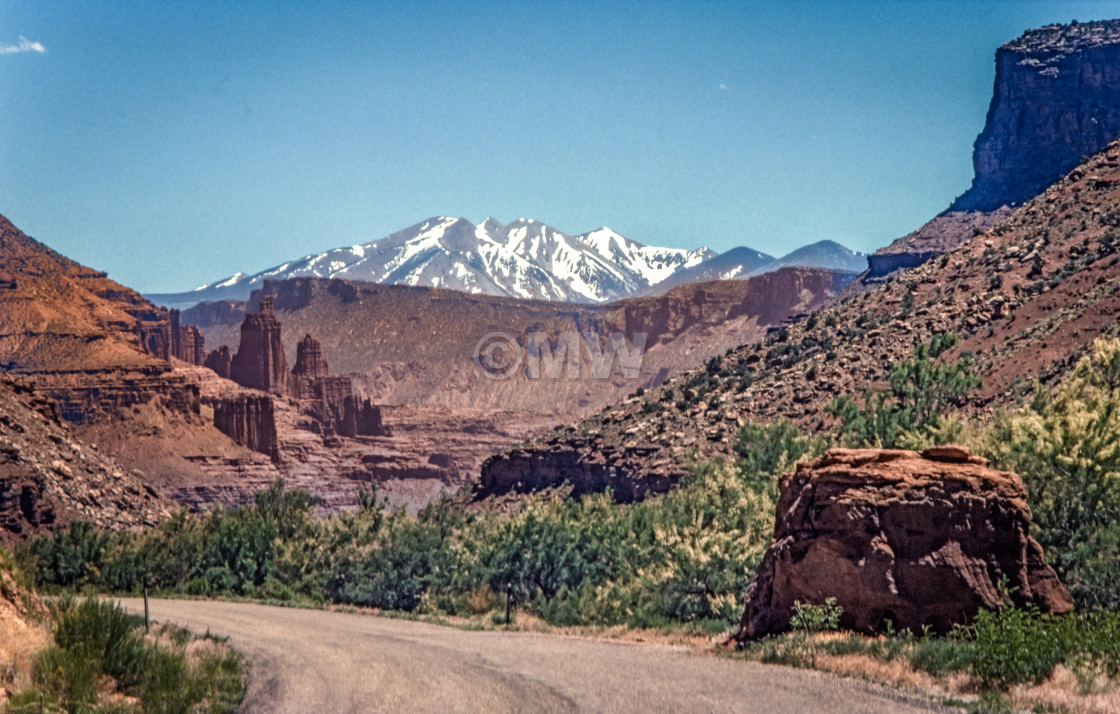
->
[5,597,244,714]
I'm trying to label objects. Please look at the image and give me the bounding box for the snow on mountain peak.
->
[182,217,718,305]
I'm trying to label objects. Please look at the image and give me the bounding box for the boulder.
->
[737,446,1073,640]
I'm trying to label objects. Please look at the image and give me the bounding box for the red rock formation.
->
[170,308,183,361]
[285,333,387,437]
[292,333,330,380]
[737,447,1073,640]
[30,368,201,425]
[181,323,206,365]
[212,394,280,462]
[204,346,232,379]
[228,296,288,394]
[477,443,677,502]
[296,376,353,432]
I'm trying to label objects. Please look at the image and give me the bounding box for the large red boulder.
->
[738,446,1073,640]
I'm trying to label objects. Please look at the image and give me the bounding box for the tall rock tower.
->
[228,295,289,394]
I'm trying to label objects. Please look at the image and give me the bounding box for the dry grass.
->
[735,631,1120,714]
[1009,665,1120,714]
[0,614,51,700]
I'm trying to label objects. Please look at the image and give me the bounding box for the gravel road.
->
[116,598,951,713]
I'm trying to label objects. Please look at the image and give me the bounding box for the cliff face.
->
[953,21,1120,212]
[212,395,280,462]
[872,21,1120,277]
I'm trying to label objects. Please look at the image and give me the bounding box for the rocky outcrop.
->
[212,395,280,462]
[477,443,680,502]
[737,447,1073,640]
[169,309,206,364]
[294,376,353,433]
[342,396,384,438]
[204,346,232,379]
[871,20,1120,277]
[223,308,387,440]
[228,296,288,394]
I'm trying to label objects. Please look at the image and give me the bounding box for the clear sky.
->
[3,0,1120,293]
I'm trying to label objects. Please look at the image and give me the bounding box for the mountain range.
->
[148,217,864,309]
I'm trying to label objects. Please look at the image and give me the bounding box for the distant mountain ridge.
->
[644,240,865,296]
[149,217,866,309]
[151,217,716,308]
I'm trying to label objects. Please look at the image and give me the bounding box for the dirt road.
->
[117,599,948,713]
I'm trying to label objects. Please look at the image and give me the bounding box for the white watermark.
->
[474,331,648,380]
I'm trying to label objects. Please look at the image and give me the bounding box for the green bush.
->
[827,334,980,448]
[909,636,975,677]
[965,601,1120,690]
[790,598,842,634]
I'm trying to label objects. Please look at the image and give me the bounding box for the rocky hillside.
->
[0,213,210,424]
[871,20,1120,278]
[478,136,1120,501]
[0,374,169,540]
[185,267,856,418]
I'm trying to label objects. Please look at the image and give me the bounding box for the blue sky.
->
[3,1,1120,293]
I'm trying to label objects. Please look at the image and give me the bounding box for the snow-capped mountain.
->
[152,217,716,307]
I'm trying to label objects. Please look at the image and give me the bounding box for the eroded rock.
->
[737,446,1073,640]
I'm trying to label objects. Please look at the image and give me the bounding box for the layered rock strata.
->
[212,395,280,463]
[737,447,1073,639]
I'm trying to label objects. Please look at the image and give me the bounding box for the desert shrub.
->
[9,598,243,714]
[965,600,1120,690]
[969,602,1067,689]
[645,461,775,623]
[27,521,108,590]
[909,636,975,677]
[827,334,980,448]
[790,598,843,634]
